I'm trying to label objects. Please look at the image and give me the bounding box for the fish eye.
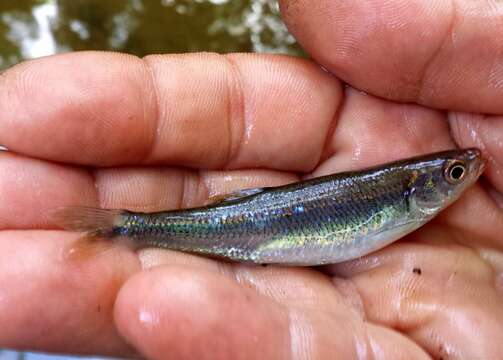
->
[444,161,466,184]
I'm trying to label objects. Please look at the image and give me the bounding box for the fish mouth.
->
[477,159,486,177]
[473,152,486,178]
[464,148,485,179]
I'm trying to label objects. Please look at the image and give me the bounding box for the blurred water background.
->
[0,0,300,359]
[0,0,302,70]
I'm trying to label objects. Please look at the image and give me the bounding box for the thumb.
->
[113,263,429,360]
[113,265,290,360]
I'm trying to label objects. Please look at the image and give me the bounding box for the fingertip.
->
[0,230,139,355]
[280,0,450,98]
[0,52,156,166]
[280,0,503,113]
[114,266,290,360]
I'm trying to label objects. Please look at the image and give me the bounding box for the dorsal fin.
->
[206,187,268,205]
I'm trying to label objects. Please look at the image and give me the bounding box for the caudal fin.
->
[50,207,124,261]
[50,206,122,237]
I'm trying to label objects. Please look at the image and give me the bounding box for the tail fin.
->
[50,207,124,261]
[50,206,122,237]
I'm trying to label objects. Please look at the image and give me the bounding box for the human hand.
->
[1,0,503,358]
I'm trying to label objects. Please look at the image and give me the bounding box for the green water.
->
[0,0,302,69]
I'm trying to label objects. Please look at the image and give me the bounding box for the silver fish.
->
[53,148,484,266]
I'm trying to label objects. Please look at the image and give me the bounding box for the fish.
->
[52,148,484,266]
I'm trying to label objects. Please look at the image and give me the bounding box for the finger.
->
[0,152,297,229]
[446,112,503,247]
[114,265,429,360]
[309,88,503,250]
[136,250,428,359]
[280,0,503,113]
[95,167,299,212]
[328,227,503,360]
[436,185,503,250]
[449,112,503,196]
[311,87,453,177]
[115,266,290,360]
[0,230,139,356]
[0,152,97,230]
[0,52,341,171]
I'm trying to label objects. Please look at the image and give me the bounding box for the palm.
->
[2,1,503,359]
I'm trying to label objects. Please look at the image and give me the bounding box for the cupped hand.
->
[1,1,503,359]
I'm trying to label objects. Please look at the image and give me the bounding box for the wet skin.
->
[1,0,503,359]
